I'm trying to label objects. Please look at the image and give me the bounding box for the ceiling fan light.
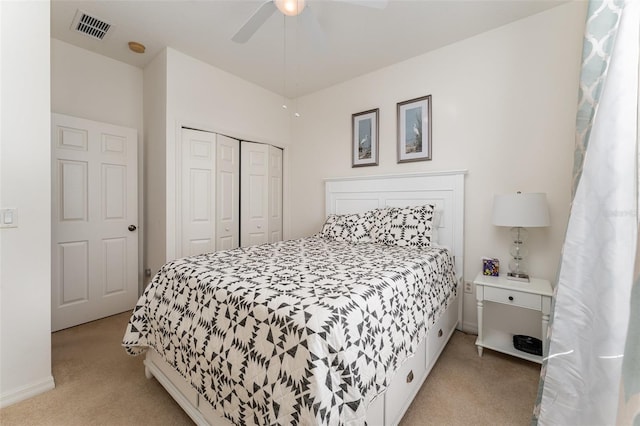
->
[274,0,306,16]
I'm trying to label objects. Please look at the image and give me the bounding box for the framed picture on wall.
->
[397,95,432,163]
[352,108,379,167]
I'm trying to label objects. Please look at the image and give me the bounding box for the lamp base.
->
[507,272,530,282]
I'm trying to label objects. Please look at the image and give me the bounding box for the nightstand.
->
[474,272,553,363]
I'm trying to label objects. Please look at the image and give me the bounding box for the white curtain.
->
[534,0,640,424]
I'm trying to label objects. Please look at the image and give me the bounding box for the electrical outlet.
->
[464,281,473,294]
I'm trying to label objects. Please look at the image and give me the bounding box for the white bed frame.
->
[143,170,466,426]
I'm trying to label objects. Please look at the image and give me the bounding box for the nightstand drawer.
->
[484,286,541,310]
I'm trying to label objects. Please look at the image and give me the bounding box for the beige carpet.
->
[1,312,540,425]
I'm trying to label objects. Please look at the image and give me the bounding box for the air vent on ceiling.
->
[71,10,112,40]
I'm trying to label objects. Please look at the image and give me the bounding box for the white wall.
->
[0,0,55,407]
[289,2,587,331]
[51,39,143,130]
[166,48,291,147]
[51,39,145,291]
[143,50,168,283]
[144,47,292,275]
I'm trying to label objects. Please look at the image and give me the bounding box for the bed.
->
[123,171,466,425]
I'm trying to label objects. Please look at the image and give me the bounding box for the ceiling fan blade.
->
[299,6,327,50]
[336,0,388,9]
[231,1,277,43]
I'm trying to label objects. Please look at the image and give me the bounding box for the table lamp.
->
[492,192,550,282]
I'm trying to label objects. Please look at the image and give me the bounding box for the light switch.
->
[0,208,18,228]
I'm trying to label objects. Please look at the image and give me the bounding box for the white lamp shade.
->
[492,192,550,227]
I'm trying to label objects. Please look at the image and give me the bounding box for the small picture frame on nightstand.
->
[482,257,499,276]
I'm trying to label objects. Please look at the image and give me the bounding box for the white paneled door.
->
[180,129,240,257]
[52,114,138,332]
[216,134,240,251]
[240,141,269,246]
[268,145,283,243]
[181,129,217,257]
[240,141,283,247]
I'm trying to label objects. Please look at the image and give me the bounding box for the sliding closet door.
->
[240,141,283,247]
[268,145,283,243]
[180,135,279,252]
[181,128,216,256]
[240,141,269,246]
[216,135,239,251]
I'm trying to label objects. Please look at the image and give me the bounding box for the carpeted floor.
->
[0,312,540,425]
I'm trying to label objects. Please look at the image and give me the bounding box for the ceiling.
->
[51,0,566,98]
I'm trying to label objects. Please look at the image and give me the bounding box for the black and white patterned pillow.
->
[381,204,435,247]
[320,214,338,239]
[320,212,373,243]
[370,207,392,242]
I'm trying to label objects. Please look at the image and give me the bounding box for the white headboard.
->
[324,171,466,282]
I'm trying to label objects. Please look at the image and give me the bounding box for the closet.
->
[179,128,283,258]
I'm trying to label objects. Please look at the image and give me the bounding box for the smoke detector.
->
[71,10,113,40]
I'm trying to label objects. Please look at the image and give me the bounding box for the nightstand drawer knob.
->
[406,370,414,383]
[508,296,514,301]
[438,329,443,338]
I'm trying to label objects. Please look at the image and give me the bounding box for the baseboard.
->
[0,376,55,408]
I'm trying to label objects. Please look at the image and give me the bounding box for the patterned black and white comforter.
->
[122,236,456,425]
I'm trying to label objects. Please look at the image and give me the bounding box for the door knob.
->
[128,225,137,232]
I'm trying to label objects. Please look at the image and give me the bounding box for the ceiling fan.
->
[231,0,388,44]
